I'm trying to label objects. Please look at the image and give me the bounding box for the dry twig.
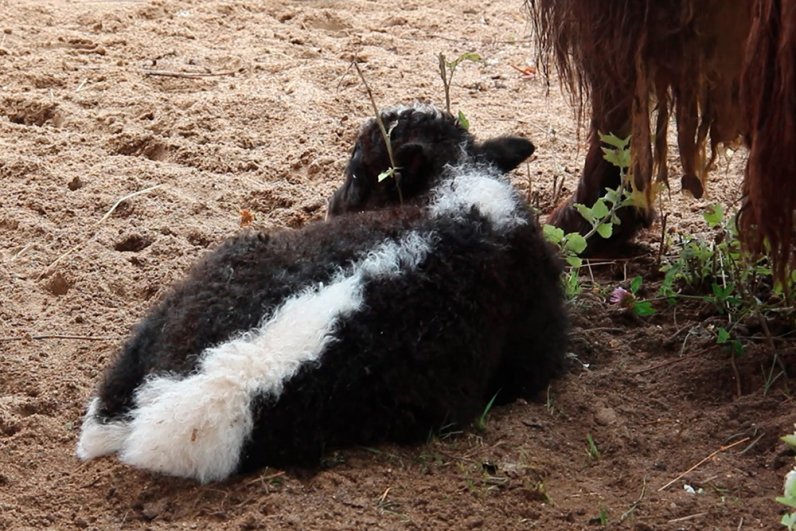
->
[142,70,235,79]
[39,184,162,280]
[658,437,750,491]
[0,334,121,342]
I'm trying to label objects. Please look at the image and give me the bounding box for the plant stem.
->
[581,175,627,243]
[352,60,402,204]
[438,53,451,114]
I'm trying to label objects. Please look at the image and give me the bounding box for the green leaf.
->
[598,132,630,150]
[564,233,588,255]
[575,203,596,225]
[617,149,631,169]
[456,110,470,131]
[543,224,564,244]
[781,511,796,531]
[632,301,656,316]
[711,283,734,301]
[630,276,642,294]
[716,327,730,344]
[601,138,631,168]
[711,283,724,299]
[777,497,796,510]
[703,204,724,228]
[454,52,482,64]
[586,433,600,459]
[564,270,581,298]
[603,187,620,204]
[596,223,613,239]
[592,198,609,219]
[782,434,796,448]
[377,167,396,183]
[729,340,744,357]
[601,147,622,168]
[566,256,583,268]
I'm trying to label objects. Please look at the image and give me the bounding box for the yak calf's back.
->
[77,104,567,482]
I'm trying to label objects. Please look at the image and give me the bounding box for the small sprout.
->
[703,203,724,228]
[632,301,656,317]
[586,433,600,460]
[474,391,500,432]
[456,110,470,131]
[716,327,744,356]
[438,51,482,115]
[629,276,643,294]
[352,60,402,203]
[564,269,581,299]
[599,507,609,526]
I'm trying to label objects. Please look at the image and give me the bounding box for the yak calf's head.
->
[326,104,535,218]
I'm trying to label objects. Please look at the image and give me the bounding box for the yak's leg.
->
[548,92,653,254]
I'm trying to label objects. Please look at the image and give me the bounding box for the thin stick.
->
[9,243,32,261]
[636,345,721,376]
[656,212,668,267]
[142,70,236,79]
[629,356,688,375]
[729,353,742,398]
[377,486,391,506]
[352,61,395,168]
[664,323,692,343]
[658,437,750,491]
[526,161,533,205]
[39,184,162,279]
[438,54,449,114]
[334,60,356,91]
[584,259,595,285]
[98,184,162,224]
[0,334,122,342]
[245,470,286,486]
[667,513,707,524]
[619,476,647,523]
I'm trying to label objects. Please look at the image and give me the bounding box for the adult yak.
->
[528,0,794,281]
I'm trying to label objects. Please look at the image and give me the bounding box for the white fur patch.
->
[78,231,434,482]
[75,397,131,460]
[429,166,526,231]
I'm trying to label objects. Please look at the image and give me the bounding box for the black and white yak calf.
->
[76,104,568,483]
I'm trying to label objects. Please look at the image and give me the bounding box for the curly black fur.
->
[327,104,534,217]
[79,104,567,481]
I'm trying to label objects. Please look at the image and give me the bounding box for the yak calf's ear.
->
[475,136,535,173]
[394,142,432,187]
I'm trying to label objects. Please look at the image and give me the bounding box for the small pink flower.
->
[609,286,633,306]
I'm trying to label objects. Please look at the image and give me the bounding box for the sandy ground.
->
[1,0,794,529]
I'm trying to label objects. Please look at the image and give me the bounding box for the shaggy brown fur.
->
[739,0,796,280]
[528,0,752,247]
